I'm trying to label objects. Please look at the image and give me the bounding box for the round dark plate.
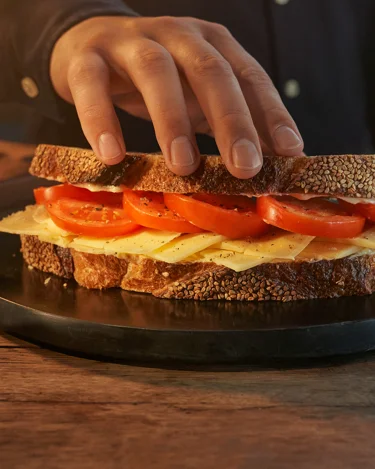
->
[1,176,375,364]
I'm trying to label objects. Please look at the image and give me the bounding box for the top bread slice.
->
[30,144,375,198]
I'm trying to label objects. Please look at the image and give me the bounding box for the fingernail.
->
[232,139,262,170]
[98,132,123,162]
[170,136,196,167]
[274,126,302,150]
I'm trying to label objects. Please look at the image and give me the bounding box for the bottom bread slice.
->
[20,235,375,302]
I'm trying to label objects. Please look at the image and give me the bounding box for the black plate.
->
[1,176,375,364]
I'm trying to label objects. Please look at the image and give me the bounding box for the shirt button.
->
[275,0,290,5]
[284,79,300,98]
[21,77,39,98]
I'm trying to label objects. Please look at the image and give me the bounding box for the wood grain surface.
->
[3,332,375,469]
[2,141,375,468]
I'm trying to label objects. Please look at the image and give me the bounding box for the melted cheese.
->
[217,230,314,259]
[150,233,226,263]
[272,194,375,205]
[339,197,375,205]
[74,183,125,193]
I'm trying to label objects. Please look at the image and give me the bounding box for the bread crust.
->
[30,144,375,199]
[20,235,375,302]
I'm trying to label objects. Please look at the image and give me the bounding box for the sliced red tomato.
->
[46,199,140,237]
[257,196,365,238]
[339,199,375,223]
[34,184,123,207]
[164,193,269,238]
[123,191,203,233]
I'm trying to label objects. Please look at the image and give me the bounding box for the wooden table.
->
[2,141,375,468]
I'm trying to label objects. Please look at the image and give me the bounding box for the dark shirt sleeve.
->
[0,0,138,121]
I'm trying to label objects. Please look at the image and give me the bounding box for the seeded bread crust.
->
[20,235,375,302]
[30,144,375,198]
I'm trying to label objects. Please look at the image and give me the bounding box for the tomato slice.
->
[164,193,269,238]
[257,196,365,238]
[46,199,140,237]
[123,191,203,233]
[339,199,375,223]
[34,184,123,207]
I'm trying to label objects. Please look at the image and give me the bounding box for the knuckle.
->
[79,103,113,125]
[239,66,273,91]
[194,18,230,35]
[157,15,182,29]
[210,22,231,38]
[166,16,204,30]
[152,16,198,41]
[192,54,232,78]
[131,44,171,73]
[68,54,104,85]
[183,16,202,25]
[218,109,251,127]
[80,103,110,122]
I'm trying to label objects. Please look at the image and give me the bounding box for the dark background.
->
[0,104,32,142]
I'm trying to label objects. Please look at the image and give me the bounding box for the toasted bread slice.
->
[21,235,375,302]
[30,144,375,199]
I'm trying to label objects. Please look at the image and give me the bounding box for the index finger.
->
[67,52,125,165]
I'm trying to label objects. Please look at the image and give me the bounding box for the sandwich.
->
[1,144,375,302]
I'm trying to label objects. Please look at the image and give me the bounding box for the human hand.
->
[50,16,304,178]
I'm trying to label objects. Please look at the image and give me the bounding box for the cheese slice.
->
[44,219,73,237]
[150,233,226,263]
[351,248,375,257]
[71,229,180,256]
[217,230,314,259]
[296,240,362,261]
[32,206,72,237]
[69,239,106,254]
[74,183,125,193]
[0,206,75,247]
[32,205,52,224]
[0,206,52,236]
[0,205,370,270]
[38,234,74,248]
[199,249,269,272]
[319,226,375,250]
[106,230,180,256]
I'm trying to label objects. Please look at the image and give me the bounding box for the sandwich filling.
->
[1,184,375,272]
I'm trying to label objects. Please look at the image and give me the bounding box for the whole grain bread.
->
[21,235,375,302]
[30,144,375,199]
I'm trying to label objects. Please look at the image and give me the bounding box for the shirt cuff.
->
[13,0,138,122]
